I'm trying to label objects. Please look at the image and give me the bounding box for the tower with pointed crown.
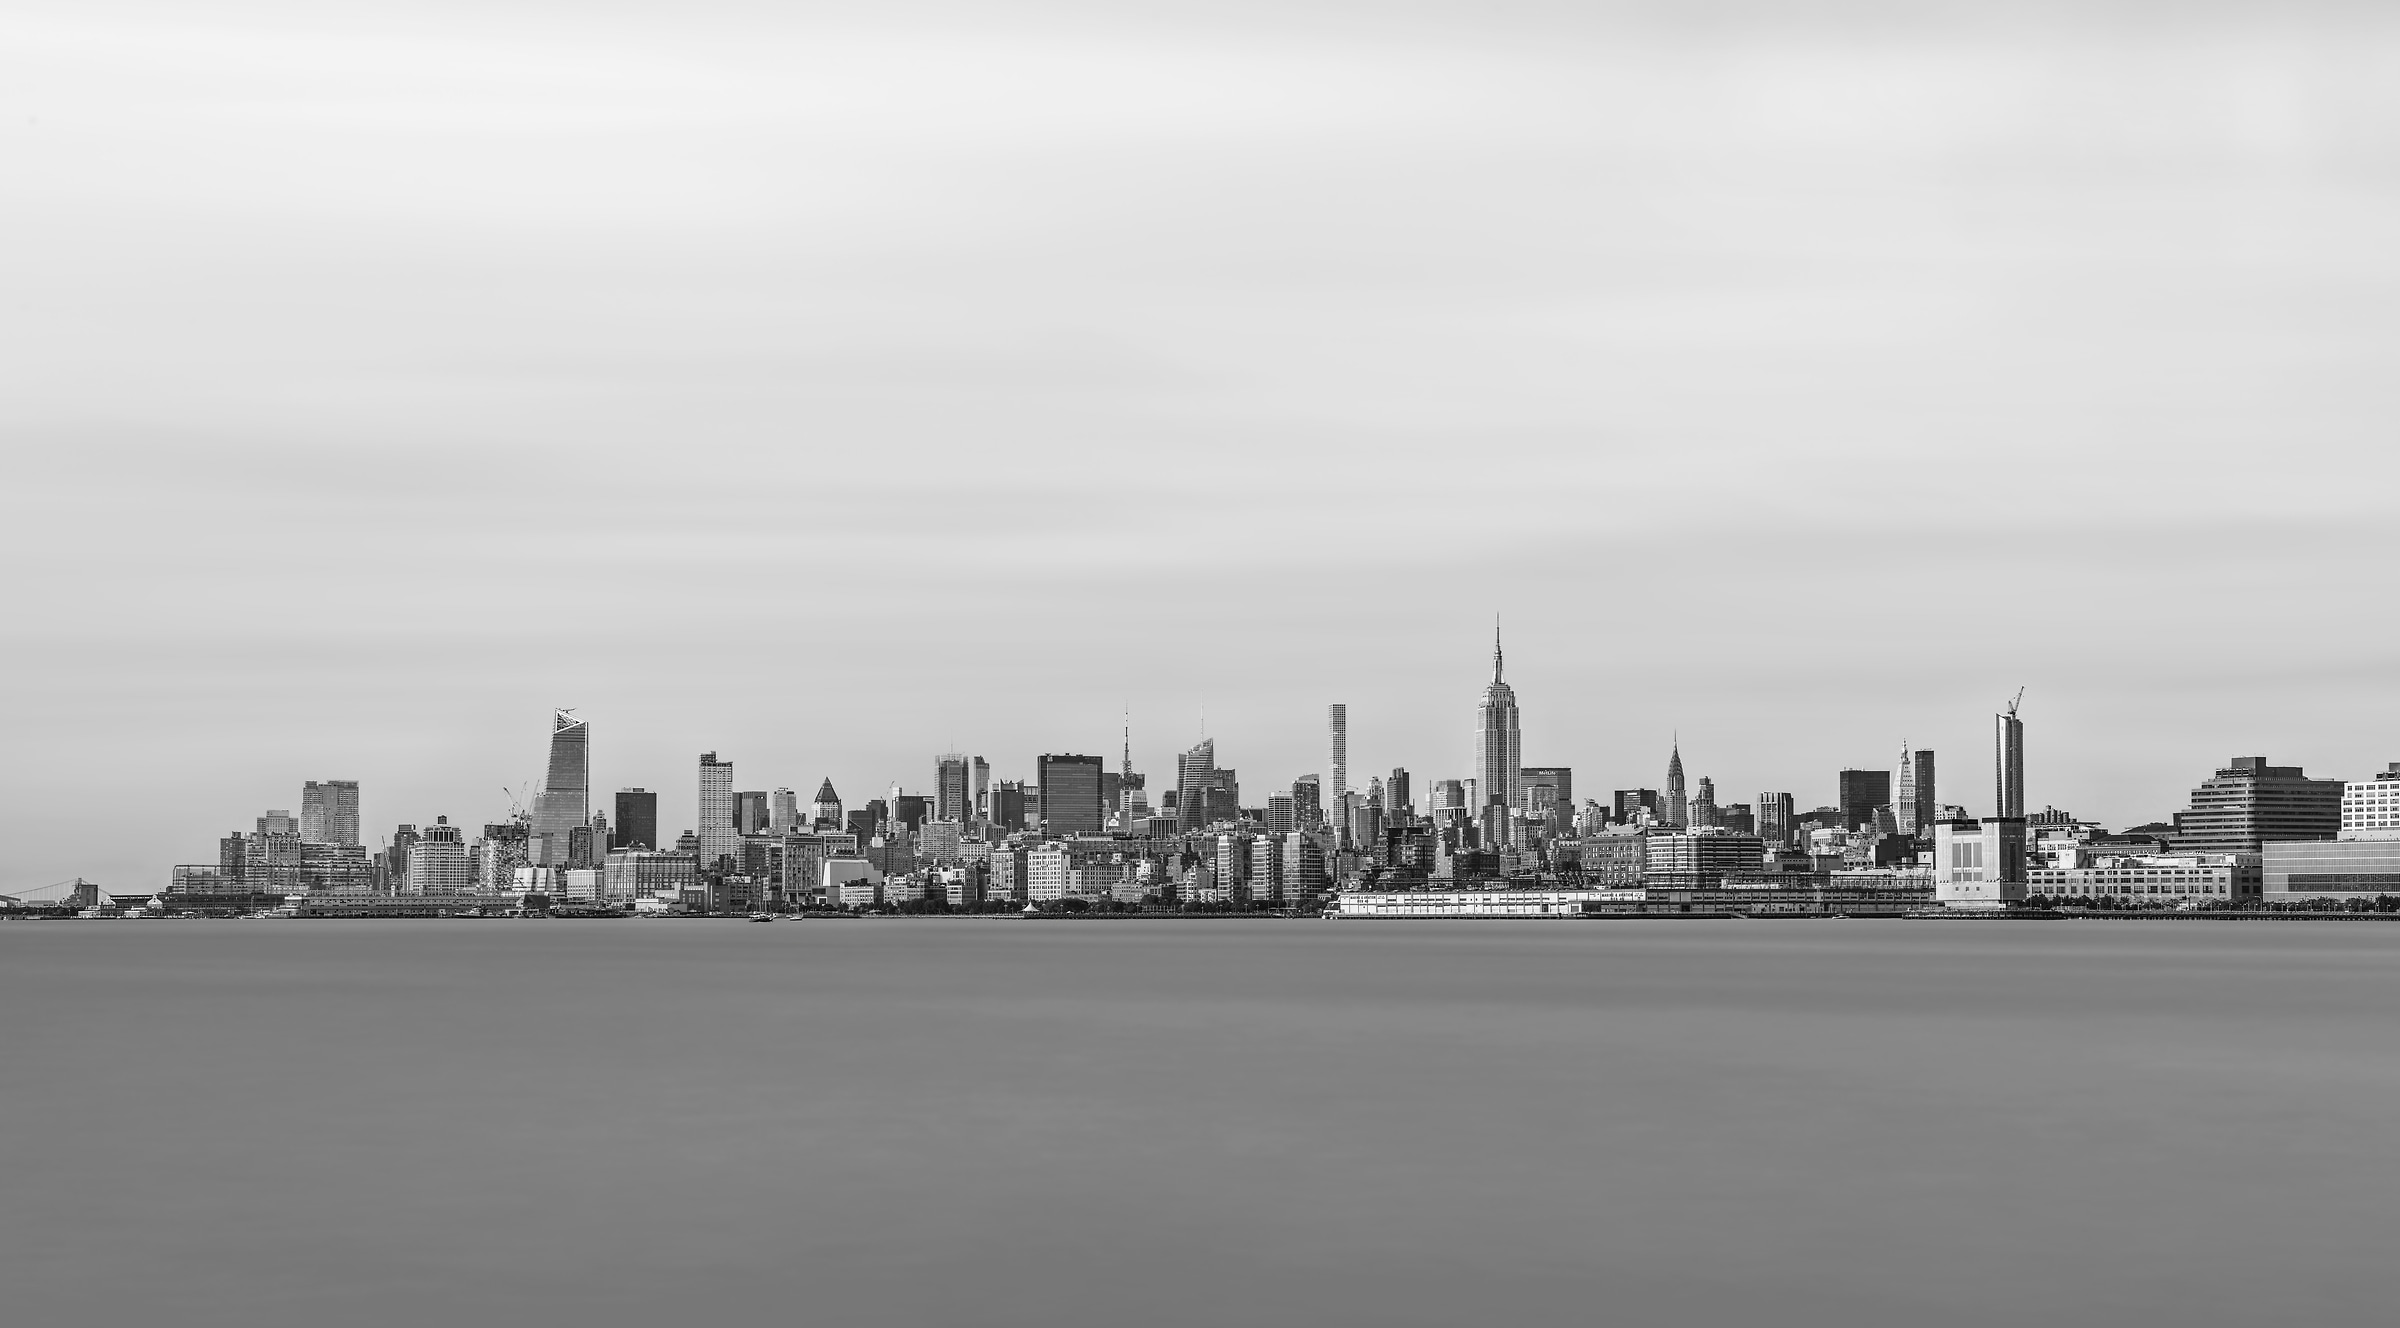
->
[1665,738,1688,828]
[1474,617,1523,845]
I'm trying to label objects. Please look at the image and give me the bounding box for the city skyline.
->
[10,5,2399,1326]
[15,623,2400,892]
[8,1,2399,891]
[45,623,2400,893]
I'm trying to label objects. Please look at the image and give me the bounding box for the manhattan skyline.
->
[7,0,2399,888]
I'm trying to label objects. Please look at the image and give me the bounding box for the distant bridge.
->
[1,879,101,907]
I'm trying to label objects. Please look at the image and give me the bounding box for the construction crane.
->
[2006,686,2025,718]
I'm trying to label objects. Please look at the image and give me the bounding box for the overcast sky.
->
[6,1,2398,888]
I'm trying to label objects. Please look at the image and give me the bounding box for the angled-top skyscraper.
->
[1994,691,2025,819]
[1474,620,1522,840]
[532,710,589,866]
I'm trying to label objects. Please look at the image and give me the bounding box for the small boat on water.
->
[748,913,772,922]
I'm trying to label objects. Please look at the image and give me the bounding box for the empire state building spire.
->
[1474,618,1523,847]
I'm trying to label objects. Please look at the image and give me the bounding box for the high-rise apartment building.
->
[478,821,530,891]
[736,790,770,836]
[1689,777,1719,830]
[972,757,991,820]
[1994,696,2025,819]
[769,788,798,835]
[1213,833,1253,903]
[1664,744,1687,828]
[1894,747,1937,835]
[1292,775,1322,827]
[1474,625,1523,843]
[697,752,736,867]
[1038,753,1105,834]
[1328,704,1348,801]
[2172,756,2342,854]
[1248,835,1285,907]
[532,710,591,867]
[1266,793,1297,836]
[300,780,361,846]
[1281,831,1327,904]
[992,780,1027,831]
[403,817,470,893]
[1838,769,1892,832]
[936,754,971,824]
[1387,767,1412,820]
[1757,792,1795,846]
[613,788,658,850]
[385,823,418,886]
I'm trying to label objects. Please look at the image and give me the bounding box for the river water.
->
[4,919,2395,1325]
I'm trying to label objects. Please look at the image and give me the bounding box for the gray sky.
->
[6,1,2398,888]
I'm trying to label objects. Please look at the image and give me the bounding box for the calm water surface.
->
[5,919,2397,1326]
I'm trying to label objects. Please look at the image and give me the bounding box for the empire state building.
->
[1475,622,1523,843]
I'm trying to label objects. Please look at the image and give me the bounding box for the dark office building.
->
[993,780,1028,832]
[2172,756,2343,854]
[1522,766,1572,816]
[1613,789,1659,822]
[613,788,659,850]
[736,790,770,836]
[1838,769,1892,831]
[1039,753,1106,835]
[893,794,930,832]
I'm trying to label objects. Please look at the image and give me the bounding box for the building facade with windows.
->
[2173,756,2342,854]
[1933,817,2026,908]
[1039,754,1106,834]
[2027,854,2259,905]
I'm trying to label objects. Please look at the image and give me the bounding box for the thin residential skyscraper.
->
[1328,704,1348,802]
